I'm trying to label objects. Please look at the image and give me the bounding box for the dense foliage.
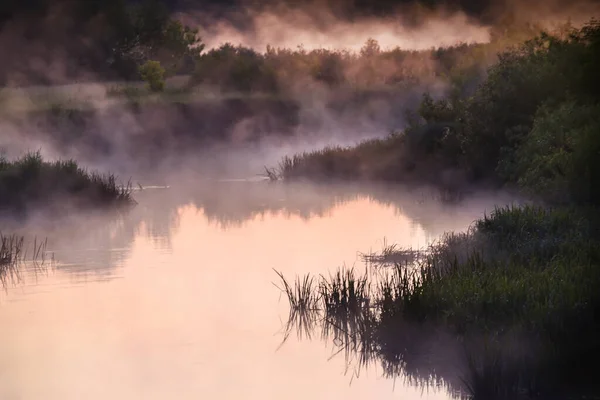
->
[276,20,600,205]
[0,0,203,83]
[139,60,166,91]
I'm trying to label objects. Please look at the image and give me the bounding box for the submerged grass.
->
[0,151,135,213]
[0,234,53,289]
[276,204,600,398]
[360,238,425,266]
[273,269,320,313]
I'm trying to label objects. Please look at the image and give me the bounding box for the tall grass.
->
[271,134,410,182]
[0,152,135,213]
[273,269,320,312]
[267,132,470,200]
[0,234,53,289]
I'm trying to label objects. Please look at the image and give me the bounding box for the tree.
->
[360,38,381,58]
[108,0,204,78]
[138,60,165,92]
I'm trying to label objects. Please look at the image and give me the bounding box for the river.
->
[0,181,518,400]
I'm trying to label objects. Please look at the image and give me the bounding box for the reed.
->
[0,234,53,289]
[0,151,136,213]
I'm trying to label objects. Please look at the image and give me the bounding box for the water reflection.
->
[0,182,516,399]
[6,181,516,281]
[281,288,467,399]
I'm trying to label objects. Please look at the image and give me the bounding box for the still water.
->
[0,182,517,400]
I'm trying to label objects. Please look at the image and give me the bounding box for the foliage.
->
[272,20,600,206]
[192,44,278,92]
[0,0,206,81]
[188,36,512,94]
[138,60,166,92]
[456,20,600,182]
[108,0,204,78]
[507,101,600,204]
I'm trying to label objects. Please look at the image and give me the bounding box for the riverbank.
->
[269,20,600,207]
[277,204,600,398]
[0,152,135,216]
[274,19,600,399]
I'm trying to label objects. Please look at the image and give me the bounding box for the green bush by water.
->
[0,152,135,213]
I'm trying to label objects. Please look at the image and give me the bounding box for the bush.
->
[192,44,278,93]
[138,60,166,92]
[508,101,600,205]
[459,20,600,181]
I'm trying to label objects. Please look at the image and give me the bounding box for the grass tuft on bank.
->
[0,152,135,213]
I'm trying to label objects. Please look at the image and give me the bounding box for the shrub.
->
[508,101,600,205]
[192,44,278,92]
[138,60,166,92]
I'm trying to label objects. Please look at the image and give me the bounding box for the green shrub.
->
[459,20,600,180]
[138,60,166,92]
[508,101,600,204]
[192,44,278,92]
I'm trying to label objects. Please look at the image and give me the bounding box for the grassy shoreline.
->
[265,132,474,192]
[0,152,135,215]
[276,205,600,398]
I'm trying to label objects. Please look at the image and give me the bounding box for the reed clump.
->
[0,151,135,213]
[0,234,53,288]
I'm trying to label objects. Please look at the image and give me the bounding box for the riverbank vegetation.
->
[0,0,554,108]
[275,19,600,399]
[270,20,600,207]
[0,152,135,215]
[277,205,600,398]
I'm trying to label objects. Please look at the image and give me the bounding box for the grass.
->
[0,151,135,214]
[266,129,471,197]
[273,269,320,313]
[275,204,600,398]
[269,133,408,182]
[0,234,53,289]
[360,238,425,266]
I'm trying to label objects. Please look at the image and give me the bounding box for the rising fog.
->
[190,8,491,52]
[0,0,598,183]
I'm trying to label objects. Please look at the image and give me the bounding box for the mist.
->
[0,0,598,184]
[189,8,491,52]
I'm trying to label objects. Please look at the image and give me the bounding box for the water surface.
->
[0,182,517,400]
